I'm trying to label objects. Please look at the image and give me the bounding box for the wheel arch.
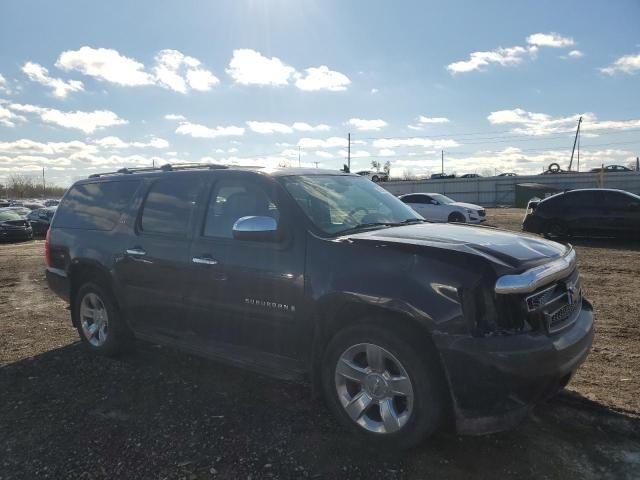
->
[310,293,449,401]
[68,260,119,327]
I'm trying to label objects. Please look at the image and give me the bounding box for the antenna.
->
[568,116,582,172]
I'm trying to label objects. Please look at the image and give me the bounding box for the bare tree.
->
[383,161,391,176]
[371,160,381,171]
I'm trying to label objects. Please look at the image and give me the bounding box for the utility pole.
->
[568,116,582,172]
[298,146,301,167]
[347,133,351,172]
[441,150,444,175]
[42,168,45,198]
[636,156,639,172]
[152,159,155,168]
[314,161,319,168]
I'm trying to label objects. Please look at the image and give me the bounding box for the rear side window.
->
[54,180,141,231]
[140,175,202,236]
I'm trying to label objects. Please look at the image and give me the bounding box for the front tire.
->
[448,212,466,223]
[321,323,447,449]
[543,220,569,240]
[371,175,380,183]
[72,282,132,356]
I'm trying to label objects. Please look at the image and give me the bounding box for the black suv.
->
[523,188,640,239]
[46,165,594,448]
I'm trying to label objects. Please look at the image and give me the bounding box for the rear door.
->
[561,191,602,234]
[184,171,306,360]
[601,191,640,234]
[115,172,206,340]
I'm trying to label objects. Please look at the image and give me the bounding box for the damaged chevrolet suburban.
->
[46,166,594,448]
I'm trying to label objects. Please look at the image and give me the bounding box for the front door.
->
[116,173,205,340]
[184,172,306,360]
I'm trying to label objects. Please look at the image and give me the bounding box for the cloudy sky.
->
[1,0,639,186]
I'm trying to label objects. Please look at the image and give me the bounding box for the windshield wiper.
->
[336,218,426,236]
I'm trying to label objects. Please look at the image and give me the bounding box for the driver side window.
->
[203,178,280,238]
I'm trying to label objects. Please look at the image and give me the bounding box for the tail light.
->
[45,228,51,267]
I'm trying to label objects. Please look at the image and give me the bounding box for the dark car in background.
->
[45,165,593,448]
[590,165,633,173]
[0,206,31,218]
[0,209,33,242]
[27,207,57,236]
[522,188,640,239]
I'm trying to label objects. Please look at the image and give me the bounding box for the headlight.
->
[466,209,474,215]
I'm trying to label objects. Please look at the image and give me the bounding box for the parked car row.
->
[0,203,58,241]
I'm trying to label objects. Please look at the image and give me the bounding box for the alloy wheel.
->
[79,292,109,347]
[334,343,414,434]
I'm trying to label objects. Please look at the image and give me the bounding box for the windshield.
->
[0,210,23,222]
[430,194,455,205]
[281,175,423,235]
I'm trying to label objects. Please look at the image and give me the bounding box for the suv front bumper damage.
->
[433,298,594,435]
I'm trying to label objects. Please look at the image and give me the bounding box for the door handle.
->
[192,256,218,265]
[125,248,147,256]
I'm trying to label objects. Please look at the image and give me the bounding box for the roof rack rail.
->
[88,162,230,178]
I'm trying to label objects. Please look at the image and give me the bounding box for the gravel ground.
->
[1,209,639,479]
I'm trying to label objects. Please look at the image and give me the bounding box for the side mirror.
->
[232,216,279,242]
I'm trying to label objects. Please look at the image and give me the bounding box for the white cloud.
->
[348,118,387,131]
[0,139,98,155]
[226,49,350,91]
[246,120,330,134]
[164,113,186,120]
[56,46,154,86]
[0,104,25,127]
[600,53,640,75]
[9,103,126,133]
[370,88,379,94]
[56,46,219,93]
[315,151,334,159]
[21,62,84,98]
[567,50,584,59]
[153,49,219,93]
[487,108,640,135]
[175,121,245,139]
[338,149,370,158]
[94,136,169,149]
[526,33,575,48]
[0,74,13,95]
[377,149,396,156]
[292,122,330,132]
[294,66,350,91]
[418,115,450,124]
[226,49,295,86]
[297,136,348,149]
[246,121,293,134]
[371,137,459,149]
[447,46,531,74]
[448,32,575,74]
[407,125,423,131]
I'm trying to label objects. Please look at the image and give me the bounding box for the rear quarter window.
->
[53,180,141,231]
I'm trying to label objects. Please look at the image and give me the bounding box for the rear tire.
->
[371,175,380,183]
[72,282,133,357]
[321,323,447,449]
[448,212,466,223]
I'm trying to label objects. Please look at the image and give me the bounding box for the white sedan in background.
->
[399,193,486,224]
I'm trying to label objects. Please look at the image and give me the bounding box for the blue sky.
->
[1,0,639,186]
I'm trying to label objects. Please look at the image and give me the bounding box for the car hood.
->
[341,223,568,273]
[450,202,483,210]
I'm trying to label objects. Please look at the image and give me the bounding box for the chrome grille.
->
[524,269,582,333]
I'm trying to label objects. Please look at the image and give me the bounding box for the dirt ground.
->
[1,209,639,479]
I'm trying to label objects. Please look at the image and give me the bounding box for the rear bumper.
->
[434,298,594,435]
[46,267,70,302]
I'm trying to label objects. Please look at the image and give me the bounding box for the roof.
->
[86,163,353,180]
